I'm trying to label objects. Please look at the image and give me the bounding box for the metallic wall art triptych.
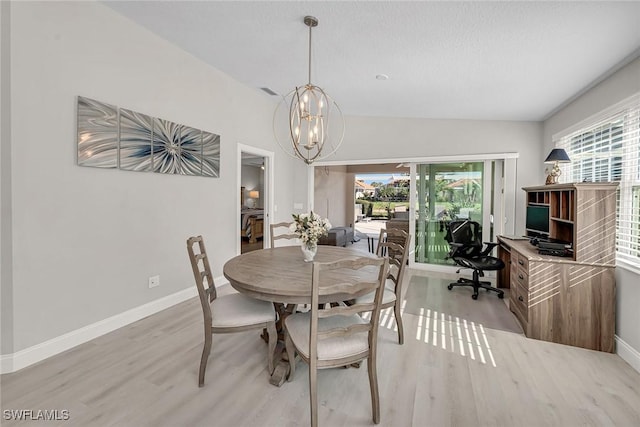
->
[77,96,220,177]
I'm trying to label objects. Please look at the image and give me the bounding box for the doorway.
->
[238,145,274,255]
[409,159,505,269]
[413,161,484,265]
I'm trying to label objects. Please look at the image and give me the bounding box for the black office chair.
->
[445,220,505,300]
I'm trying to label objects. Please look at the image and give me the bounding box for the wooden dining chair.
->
[187,235,277,387]
[270,221,298,248]
[355,228,411,344]
[284,256,389,427]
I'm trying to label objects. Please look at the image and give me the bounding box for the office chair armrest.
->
[446,242,465,259]
[480,242,498,256]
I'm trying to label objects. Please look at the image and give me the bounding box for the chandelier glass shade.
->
[274,16,344,165]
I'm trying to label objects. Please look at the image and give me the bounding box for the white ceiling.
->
[105,1,640,121]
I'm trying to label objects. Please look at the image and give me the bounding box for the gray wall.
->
[543,58,640,355]
[2,1,303,354]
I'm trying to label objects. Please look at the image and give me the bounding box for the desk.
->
[223,246,378,384]
[497,236,615,353]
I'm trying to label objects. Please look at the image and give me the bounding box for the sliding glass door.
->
[412,161,496,267]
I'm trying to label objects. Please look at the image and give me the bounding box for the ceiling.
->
[105,1,640,122]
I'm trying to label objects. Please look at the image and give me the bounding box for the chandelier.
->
[274,16,344,165]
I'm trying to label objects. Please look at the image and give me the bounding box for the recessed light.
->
[375,74,389,81]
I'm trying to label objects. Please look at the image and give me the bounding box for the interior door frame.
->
[237,143,274,255]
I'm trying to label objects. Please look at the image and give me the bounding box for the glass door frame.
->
[407,156,517,273]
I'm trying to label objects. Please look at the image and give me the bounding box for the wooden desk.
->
[223,246,378,384]
[497,236,615,353]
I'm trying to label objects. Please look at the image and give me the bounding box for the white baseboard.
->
[1,277,229,374]
[616,335,640,374]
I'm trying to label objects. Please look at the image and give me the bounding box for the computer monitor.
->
[526,205,550,235]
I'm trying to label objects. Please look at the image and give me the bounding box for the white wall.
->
[314,166,350,227]
[1,0,14,355]
[3,1,302,357]
[543,58,640,362]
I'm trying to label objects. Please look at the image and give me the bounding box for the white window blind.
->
[554,93,640,266]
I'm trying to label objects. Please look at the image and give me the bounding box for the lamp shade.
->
[249,190,259,199]
[544,148,571,163]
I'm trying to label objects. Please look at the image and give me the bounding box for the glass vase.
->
[301,243,318,262]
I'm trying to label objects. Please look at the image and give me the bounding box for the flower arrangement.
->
[289,211,332,249]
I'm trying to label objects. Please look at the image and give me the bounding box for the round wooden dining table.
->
[223,245,379,386]
[223,245,379,305]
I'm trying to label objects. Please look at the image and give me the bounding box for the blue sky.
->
[356,173,406,184]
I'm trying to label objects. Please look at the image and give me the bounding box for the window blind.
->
[553,93,640,265]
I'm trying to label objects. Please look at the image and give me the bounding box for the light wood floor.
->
[2,271,639,426]
[241,238,264,254]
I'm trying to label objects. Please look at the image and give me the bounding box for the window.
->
[555,93,640,267]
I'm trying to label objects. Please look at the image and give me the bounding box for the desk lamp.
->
[544,149,570,185]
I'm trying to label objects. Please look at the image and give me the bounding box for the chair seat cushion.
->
[353,284,396,306]
[211,293,275,328]
[285,312,369,360]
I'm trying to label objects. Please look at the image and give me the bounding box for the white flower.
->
[290,211,331,249]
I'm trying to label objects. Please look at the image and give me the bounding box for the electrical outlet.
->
[294,202,303,210]
[148,275,160,288]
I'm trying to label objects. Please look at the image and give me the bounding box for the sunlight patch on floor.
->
[361,299,495,366]
[413,306,497,367]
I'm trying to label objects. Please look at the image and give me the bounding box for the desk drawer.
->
[513,250,529,272]
[510,281,529,326]
[511,267,529,291]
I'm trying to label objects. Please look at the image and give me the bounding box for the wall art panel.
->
[77,96,118,168]
[152,118,181,175]
[119,108,153,172]
[202,131,221,177]
[76,96,220,178]
[179,126,204,176]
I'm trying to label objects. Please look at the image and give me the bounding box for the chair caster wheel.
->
[472,294,478,300]
[498,293,504,299]
[447,284,453,290]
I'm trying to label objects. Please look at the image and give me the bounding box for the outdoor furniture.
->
[318,226,354,247]
[386,219,409,234]
[365,232,379,253]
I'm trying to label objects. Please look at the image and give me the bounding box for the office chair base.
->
[447,277,504,300]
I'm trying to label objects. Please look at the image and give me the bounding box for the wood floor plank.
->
[2,272,639,426]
